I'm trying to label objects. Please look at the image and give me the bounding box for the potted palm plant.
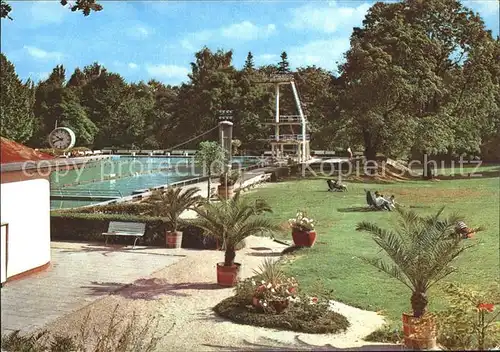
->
[144,186,202,248]
[193,192,278,286]
[356,206,480,350]
[289,211,316,247]
[217,169,240,199]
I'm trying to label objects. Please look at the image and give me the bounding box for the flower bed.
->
[213,295,350,334]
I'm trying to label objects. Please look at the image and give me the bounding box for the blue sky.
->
[1,0,499,85]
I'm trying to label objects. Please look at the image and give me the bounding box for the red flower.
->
[289,287,296,294]
[257,285,266,293]
[311,297,318,303]
[477,303,495,312]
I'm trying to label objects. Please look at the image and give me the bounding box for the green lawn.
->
[245,168,499,329]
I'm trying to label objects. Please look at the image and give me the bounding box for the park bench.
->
[102,221,146,248]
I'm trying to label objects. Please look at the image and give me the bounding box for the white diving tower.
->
[256,73,311,163]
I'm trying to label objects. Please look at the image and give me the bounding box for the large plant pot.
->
[166,231,183,248]
[402,313,437,350]
[216,262,241,287]
[217,185,234,199]
[292,230,317,247]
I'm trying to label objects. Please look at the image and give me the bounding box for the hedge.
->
[50,212,218,249]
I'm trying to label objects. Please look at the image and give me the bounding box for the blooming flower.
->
[310,297,318,304]
[477,303,495,312]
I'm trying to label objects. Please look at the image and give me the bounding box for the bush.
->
[436,283,500,351]
[50,211,217,249]
[39,147,91,157]
[1,304,173,352]
[213,295,349,334]
[364,324,403,344]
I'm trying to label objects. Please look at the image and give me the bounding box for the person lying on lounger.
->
[374,191,392,211]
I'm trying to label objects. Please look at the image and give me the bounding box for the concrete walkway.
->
[0,242,186,335]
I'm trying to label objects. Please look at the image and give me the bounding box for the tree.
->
[356,206,480,318]
[192,192,276,267]
[172,47,239,145]
[340,0,498,161]
[144,187,202,233]
[277,51,290,73]
[56,90,98,146]
[243,52,255,72]
[0,53,35,143]
[194,141,226,200]
[1,0,102,20]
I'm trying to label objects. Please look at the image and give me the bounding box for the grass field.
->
[245,167,500,329]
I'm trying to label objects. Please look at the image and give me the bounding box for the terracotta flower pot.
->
[291,229,317,247]
[165,231,183,248]
[402,313,437,350]
[217,185,234,199]
[216,262,241,287]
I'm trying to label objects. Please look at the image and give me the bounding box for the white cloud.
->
[288,38,350,71]
[23,46,63,61]
[127,25,154,39]
[128,63,139,69]
[255,53,279,64]
[221,21,276,40]
[146,64,189,83]
[29,1,69,26]
[180,21,276,51]
[288,1,371,33]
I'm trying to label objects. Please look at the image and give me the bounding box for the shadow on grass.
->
[201,335,403,351]
[337,207,383,213]
[82,278,223,300]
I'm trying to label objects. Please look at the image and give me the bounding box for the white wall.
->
[0,178,51,278]
[1,224,6,283]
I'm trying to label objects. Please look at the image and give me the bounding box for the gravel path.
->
[41,236,402,351]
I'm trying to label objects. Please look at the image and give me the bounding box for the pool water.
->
[50,156,260,209]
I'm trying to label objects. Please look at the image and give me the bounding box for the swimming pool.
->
[50,156,261,209]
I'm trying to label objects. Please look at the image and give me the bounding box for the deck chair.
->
[365,190,385,210]
[327,179,347,192]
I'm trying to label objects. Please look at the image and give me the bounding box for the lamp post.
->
[218,110,234,199]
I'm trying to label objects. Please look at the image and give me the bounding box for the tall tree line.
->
[1,0,499,160]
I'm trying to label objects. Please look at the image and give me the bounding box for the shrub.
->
[436,283,500,351]
[365,324,403,344]
[50,211,217,249]
[1,304,173,352]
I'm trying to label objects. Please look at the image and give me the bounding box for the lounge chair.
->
[365,190,386,210]
[327,180,347,192]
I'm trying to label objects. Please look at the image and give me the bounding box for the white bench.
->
[102,221,146,248]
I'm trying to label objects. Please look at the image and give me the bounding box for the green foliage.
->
[51,206,216,249]
[277,51,290,73]
[192,192,278,266]
[356,206,478,317]
[436,283,500,350]
[195,140,226,198]
[365,324,403,344]
[142,187,202,232]
[252,258,286,285]
[0,53,35,143]
[1,304,171,352]
[340,0,499,159]
[213,295,350,334]
[218,169,240,186]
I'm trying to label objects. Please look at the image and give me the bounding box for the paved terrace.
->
[0,242,186,335]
